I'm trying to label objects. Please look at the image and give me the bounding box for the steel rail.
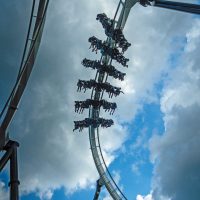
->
[0,0,49,149]
[89,0,138,199]
[153,0,200,15]
[0,0,36,121]
[89,1,125,199]
[17,0,37,79]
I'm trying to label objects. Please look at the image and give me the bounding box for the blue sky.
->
[0,0,200,200]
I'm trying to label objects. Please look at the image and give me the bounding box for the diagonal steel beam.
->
[153,0,200,15]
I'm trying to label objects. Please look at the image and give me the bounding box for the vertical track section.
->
[89,1,138,199]
[0,0,50,150]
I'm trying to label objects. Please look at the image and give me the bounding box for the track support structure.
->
[142,0,200,15]
[0,140,20,200]
[93,178,104,200]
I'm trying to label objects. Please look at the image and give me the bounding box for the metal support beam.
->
[9,141,20,200]
[93,178,104,200]
[153,0,200,15]
[117,0,138,29]
[0,140,20,200]
[0,145,12,171]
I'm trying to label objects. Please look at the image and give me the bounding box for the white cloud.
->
[132,163,140,176]
[0,182,8,200]
[131,128,147,150]
[136,192,153,200]
[38,189,53,200]
[131,159,145,176]
[185,19,200,52]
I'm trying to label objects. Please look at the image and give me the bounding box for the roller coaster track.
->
[73,1,138,198]
[0,0,49,150]
[88,1,137,199]
[75,1,200,200]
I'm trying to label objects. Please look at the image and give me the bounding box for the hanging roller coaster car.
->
[96,13,131,52]
[82,58,126,80]
[139,0,154,7]
[73,118,114,132]
[77,79,123,98]
[88,36,129,67]
[74,99,117,115]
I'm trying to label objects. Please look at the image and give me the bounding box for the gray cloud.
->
[149,18,200,200]
[150,105,200,200]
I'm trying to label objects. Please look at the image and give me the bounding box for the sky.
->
[0,0,200,200]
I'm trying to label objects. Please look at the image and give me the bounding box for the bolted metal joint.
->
[4,140,19,151]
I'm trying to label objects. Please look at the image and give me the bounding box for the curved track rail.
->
[0,0,36,122]
[88,1,137,199]
[0,0,49,149]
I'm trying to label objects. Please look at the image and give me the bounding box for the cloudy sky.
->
[0,0,200,200]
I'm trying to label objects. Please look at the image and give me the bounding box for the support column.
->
[153,0,200,15]
[0,148,12,171]
[8,141,20,200]
[93,178,104,200]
